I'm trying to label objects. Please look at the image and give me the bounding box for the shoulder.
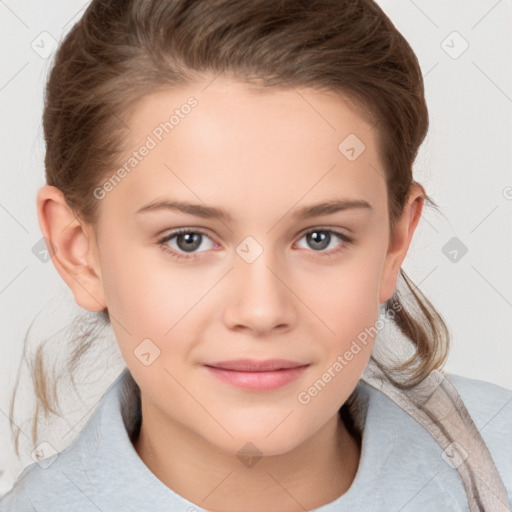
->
[0,458,53,511]
[352,371,512,510]
[0,443,104,512]
[446,373,512,427]
[446,373,512,497]
[0,373,127,512]
[364,371,512,446]
[446,373,511,450]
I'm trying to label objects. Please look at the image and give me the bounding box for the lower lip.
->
[204,365,309,391]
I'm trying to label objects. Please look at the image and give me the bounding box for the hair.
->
[10,0,449,457]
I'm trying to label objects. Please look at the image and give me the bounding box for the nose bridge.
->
[236,235,286,304]
[224,235,295,333]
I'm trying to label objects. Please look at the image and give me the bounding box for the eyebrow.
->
[135,198,372,222]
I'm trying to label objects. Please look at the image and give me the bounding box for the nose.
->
[222,247,296,336]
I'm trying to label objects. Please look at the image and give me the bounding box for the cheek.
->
[312,251,384,338]
[98,242,217,371]
[99,242,187,327]
[302,260,382,410]
[97,241,179,347]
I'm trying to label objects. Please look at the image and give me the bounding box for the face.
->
[60,76,416,457]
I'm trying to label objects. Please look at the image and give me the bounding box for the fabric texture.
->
[362,360,511,511]
[1,363,511,512]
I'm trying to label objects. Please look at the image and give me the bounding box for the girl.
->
[1,1,511,511]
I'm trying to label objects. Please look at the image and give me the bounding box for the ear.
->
[36,185,106,312]
[378,182,424,303]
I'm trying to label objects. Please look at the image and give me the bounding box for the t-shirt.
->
[1,366,511,511]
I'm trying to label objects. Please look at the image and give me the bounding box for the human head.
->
[13,0,449,456]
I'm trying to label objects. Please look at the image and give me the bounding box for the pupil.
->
[309,231,329,250]
[178,233,201,252]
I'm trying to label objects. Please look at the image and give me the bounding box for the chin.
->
[204,423,310,460]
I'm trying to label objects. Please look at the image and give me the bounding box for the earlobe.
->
[36,185,106,312]
[378,183,425,303]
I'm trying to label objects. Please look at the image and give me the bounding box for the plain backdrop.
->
[1,0,511,496]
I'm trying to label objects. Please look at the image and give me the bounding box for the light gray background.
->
[1,0,511,496]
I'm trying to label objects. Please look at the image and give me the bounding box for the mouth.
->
[205,358,308,371]
[203,359,310,391]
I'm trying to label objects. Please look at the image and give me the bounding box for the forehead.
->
[125,76,378,151]
[103,77,387,220]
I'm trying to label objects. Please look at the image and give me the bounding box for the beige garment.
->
[361,359,510,512]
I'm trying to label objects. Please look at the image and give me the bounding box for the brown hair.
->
[10,0,449,456]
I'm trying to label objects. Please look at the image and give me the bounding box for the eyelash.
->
[157,227,352,261]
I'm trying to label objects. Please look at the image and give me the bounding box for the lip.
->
[205,358,308,371]
[203,359,309,391]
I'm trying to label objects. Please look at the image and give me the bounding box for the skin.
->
[37,76,423,512]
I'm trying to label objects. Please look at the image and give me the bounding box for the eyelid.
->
[156,225,351,245]
[159,226,227,264]
[296,224,350,239]
[293,226,352,256]
[156,227,219,249]
[157,225,352,260]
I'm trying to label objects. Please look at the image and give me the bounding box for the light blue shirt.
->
[1,367,510,511]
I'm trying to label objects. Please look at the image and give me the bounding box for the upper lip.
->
[204,359,309,372]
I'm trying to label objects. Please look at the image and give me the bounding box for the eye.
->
[295,228,352,257]
[157,228,216,261]
[157,227,352,261]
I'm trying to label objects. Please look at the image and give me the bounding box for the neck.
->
[133,396,361,512]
